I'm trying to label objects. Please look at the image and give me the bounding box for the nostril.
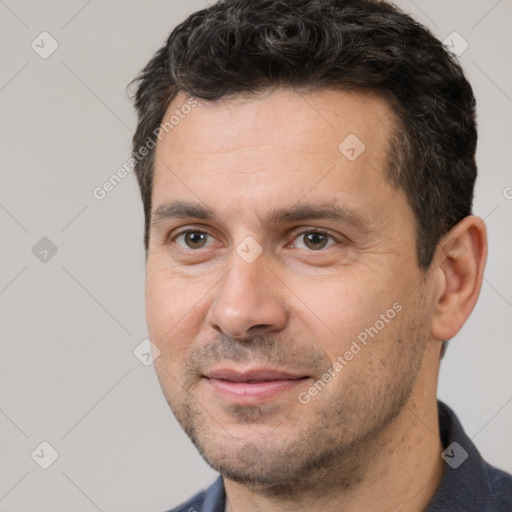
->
[250,324,272,331]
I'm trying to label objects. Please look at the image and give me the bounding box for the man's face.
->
[146,88,437,488]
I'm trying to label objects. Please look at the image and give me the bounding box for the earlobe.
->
[430,216,487,342]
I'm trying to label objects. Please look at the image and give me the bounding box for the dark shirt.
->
[167,400,512,511]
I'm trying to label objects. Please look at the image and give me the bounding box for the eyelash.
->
[169,228,341,251]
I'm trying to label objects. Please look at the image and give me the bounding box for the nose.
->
[206,249,289,340]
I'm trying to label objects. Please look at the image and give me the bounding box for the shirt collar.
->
[424,400,499,511]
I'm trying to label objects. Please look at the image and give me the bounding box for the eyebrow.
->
[151,200,374,232]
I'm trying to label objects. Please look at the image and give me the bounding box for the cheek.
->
[145,265,190,339]
[145,261,214,360]
[295,272,414,378]
[287,271,391,352]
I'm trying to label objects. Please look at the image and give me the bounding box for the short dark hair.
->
[130,0,477,271]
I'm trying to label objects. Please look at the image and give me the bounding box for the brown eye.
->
[303,232,328,250]
[292,230,337,251]
[175,230,211,249]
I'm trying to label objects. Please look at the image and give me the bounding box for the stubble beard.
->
[158,308,428,499]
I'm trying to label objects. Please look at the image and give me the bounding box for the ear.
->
[430,215,488,342]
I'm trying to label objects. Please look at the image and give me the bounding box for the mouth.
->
[203,367,310,404]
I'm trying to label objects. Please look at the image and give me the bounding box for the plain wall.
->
[1,1,511,510]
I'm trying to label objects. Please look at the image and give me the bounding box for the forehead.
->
[151,88,407,230]
[156,87,394,165]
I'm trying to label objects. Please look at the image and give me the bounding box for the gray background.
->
[0,1,511,511]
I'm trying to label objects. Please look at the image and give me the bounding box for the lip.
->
[204,367,310,404]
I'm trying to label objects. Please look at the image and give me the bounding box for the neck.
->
[224,355,444,512]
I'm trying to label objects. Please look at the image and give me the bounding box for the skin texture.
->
[145,88,487,512]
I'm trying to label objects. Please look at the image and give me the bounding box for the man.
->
[129,0,512,510]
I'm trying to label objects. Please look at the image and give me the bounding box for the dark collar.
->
[424,400,510,511]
